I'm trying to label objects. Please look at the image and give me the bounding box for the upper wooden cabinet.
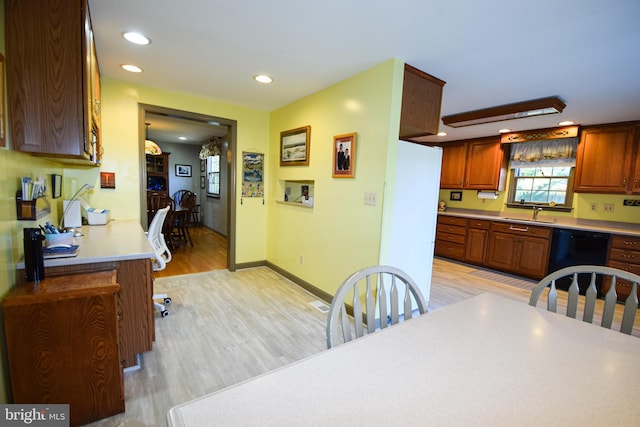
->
[574,123,638,194]
[438,136,508,191]
[399,64,446,139]
[6,0,101,165]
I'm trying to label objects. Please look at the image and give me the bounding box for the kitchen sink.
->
[503,217,558,224]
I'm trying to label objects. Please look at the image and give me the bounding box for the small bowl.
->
[45,232,74,248]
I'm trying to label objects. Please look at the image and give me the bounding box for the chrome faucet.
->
[532,206,542,221]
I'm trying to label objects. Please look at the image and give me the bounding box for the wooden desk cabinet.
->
[3,271,124,426]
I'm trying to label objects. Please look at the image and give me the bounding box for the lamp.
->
[59,184,93,234]
[145,122,163,155]
[442,97,566,128]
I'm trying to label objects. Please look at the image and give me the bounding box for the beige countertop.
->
[439,208,640,237]
[17,220,154,269]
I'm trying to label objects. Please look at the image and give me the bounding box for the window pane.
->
[514,191,531,202]
[516,178,534,190]
[552,167,571,176]
[549,178,568,191]
[548,191,566,204]
[532,178,550,191]
[515,168,536,177]
[531,190,549,203]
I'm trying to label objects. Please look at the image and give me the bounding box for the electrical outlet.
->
[364,191,377,206]
[589,203,598,212]
[603,203,614,213]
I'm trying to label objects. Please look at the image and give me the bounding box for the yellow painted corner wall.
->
[267,59,400,297]
[438,187,639,224]
[63,78,270,264]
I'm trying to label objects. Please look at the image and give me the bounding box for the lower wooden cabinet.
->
[485,222,551,279]
[435,216,468,261]
[3,270,124,426]
[604,234,640,301]
[465,219,490,264]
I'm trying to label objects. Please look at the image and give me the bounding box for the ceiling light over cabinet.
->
[442,97,566,128]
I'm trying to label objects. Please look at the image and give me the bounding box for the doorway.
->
[139,104,238,271]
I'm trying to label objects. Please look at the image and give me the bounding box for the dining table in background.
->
[167,293,640,426]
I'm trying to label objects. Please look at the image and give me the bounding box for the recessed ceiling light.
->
[498,128,511,133]
[123,32,151,45]
[178,137,187,141]
[121,64,143,73]
[437,132,447,136]
[254,75,273,84]
[558,120,574,126]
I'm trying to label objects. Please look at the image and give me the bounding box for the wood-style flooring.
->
[85,227,639,427]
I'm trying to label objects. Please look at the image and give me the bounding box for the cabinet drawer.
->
[437,216,468,227]
[491,221,552,239]
[436,231,466,245]
[435,240,466,260]
[437,224,467,236]
[468,219,490,230]
[610,234,640,250]
[607,260,640,276]
[608,248,640,264]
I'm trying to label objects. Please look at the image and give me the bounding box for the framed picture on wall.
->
[332,132,356,178]
[175,164,192,177]
[280,125,310,166]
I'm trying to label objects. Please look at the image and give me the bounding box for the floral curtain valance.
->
[509,137,578,168]
[199,137,222,159]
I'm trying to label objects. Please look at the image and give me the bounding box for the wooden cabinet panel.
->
[486,222,551,279]
[486,232,518,271]
[6,0,100,164]
[574,123,637,193]
[3,271,124,426]
[605,234,640,301]
[435,240,466,260]
[399,64,446,139]
[435,216,467,261]
[465,137,508,190]
[439,143,467,189]
[465,227,488,264]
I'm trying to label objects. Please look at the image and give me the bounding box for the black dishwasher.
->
[548,228,610,295]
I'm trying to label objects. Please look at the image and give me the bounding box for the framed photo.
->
[51,174,62,199]
[200,176,205,189]
[280,125,310,166]
[175,164,192,177]
[450,191,462,201]
[100,172,116,189]
[200,159,205,172]
[332,132,356,178]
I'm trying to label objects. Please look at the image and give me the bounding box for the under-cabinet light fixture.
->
[442,97,566,128]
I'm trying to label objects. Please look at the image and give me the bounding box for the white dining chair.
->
[147,205,173,317]
[326,265,428,349]
[529,265,640,335]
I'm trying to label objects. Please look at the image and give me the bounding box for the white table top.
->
[17,220,154,269]
[167,293,640,427]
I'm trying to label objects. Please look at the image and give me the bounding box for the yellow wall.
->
[439,186,639,224]
[267,59,401,296]
[63,78,271,264]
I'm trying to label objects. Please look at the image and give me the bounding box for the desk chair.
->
[530,265,640,335]
[326,265,428,349]
[147,205,173,317]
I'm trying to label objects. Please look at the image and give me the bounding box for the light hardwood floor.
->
[86,227,639,426]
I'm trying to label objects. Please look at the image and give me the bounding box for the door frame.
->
[138,103,237,271]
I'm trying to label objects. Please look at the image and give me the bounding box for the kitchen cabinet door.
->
[485,232,518,271]
[514,235,550,279]
[439,143,467,189]
[6,0,100,164]
[399,64,446,139]
[465,220,490,265]
[465,137,508,190]
[574,124,636,193]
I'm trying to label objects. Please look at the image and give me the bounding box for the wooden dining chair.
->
[529,265,640,335]
[326,265,428,349]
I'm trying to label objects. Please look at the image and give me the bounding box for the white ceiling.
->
[90,0,640,144]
